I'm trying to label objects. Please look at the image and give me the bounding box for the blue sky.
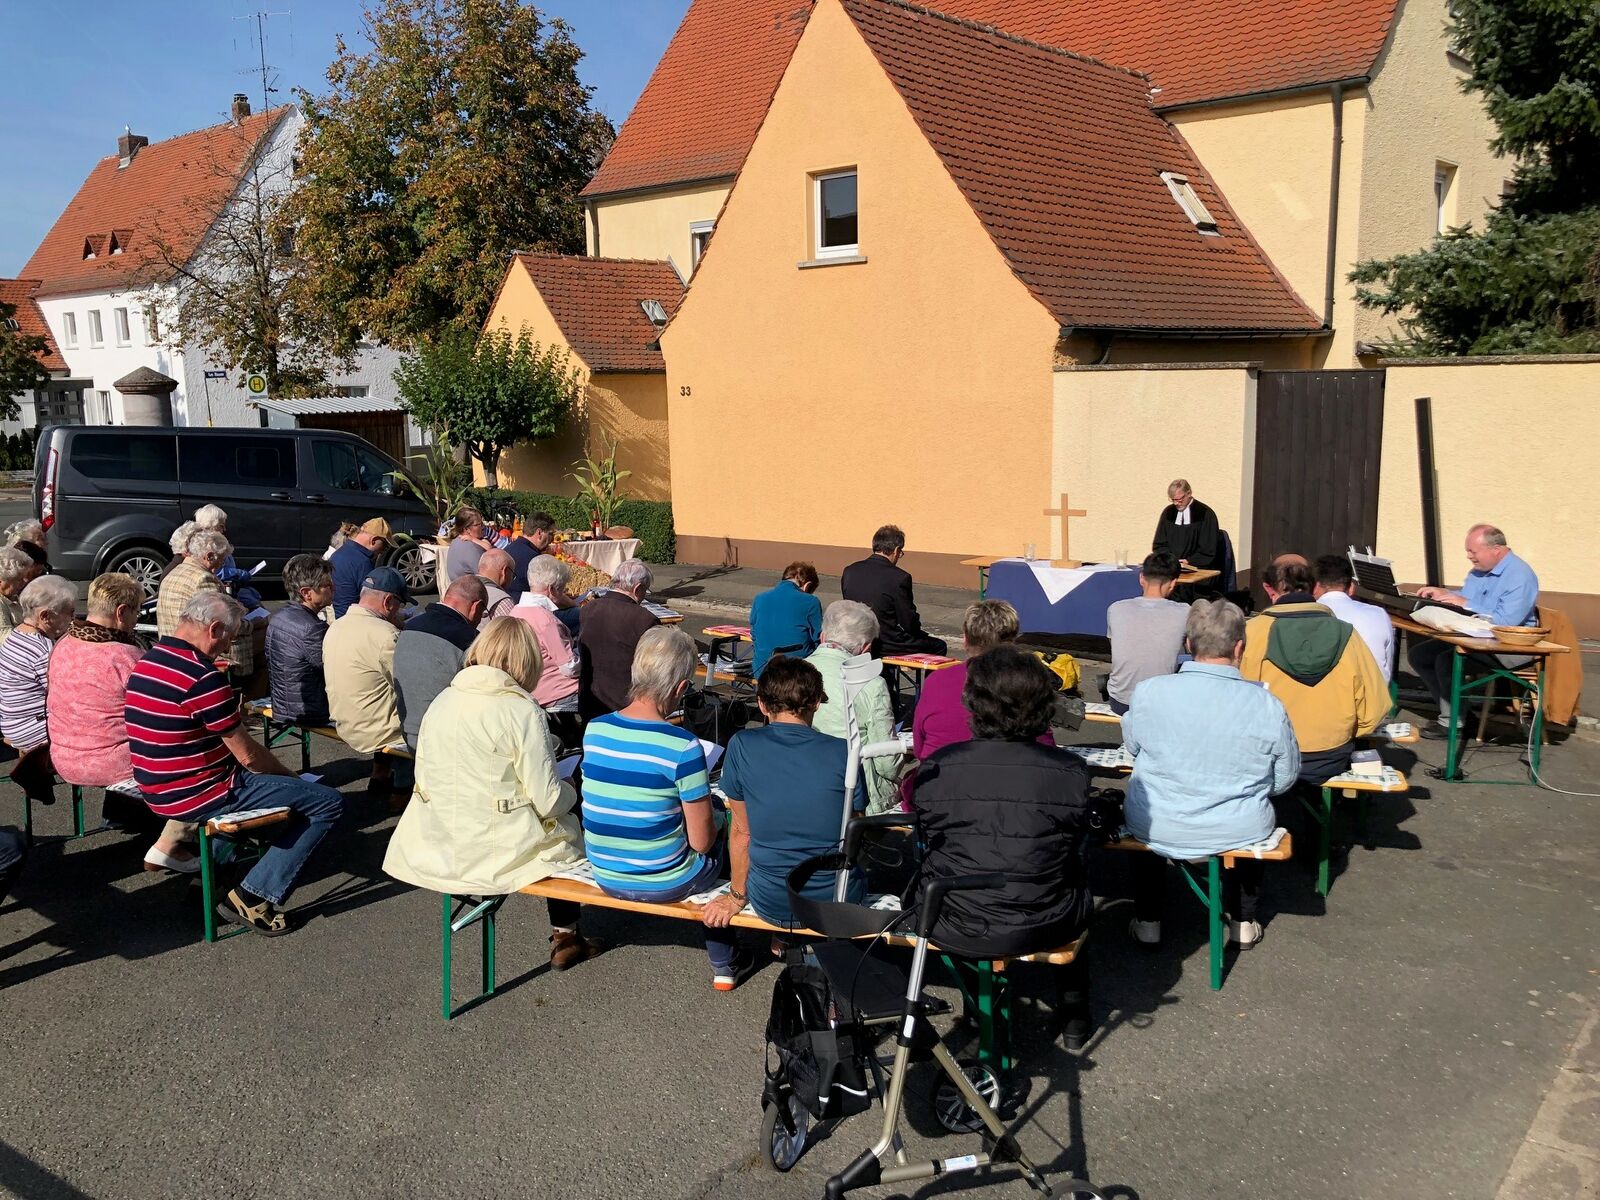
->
[0,0,688,275]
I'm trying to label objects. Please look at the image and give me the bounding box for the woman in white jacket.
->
[384,617,601,971]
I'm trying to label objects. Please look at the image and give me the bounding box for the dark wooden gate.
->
[1249,369,1385,598]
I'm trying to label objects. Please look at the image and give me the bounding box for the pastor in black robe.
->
[1152,498,1221,570]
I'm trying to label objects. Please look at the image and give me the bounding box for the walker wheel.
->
[760,1090,810,1171]
[933,1062,1002,1134]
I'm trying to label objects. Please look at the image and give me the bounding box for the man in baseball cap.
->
[325,564,413,798]
[330,518,395,618]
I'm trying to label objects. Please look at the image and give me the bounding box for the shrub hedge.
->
[465,488,675,564]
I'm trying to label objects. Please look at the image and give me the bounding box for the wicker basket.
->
[1491,625,1547,647]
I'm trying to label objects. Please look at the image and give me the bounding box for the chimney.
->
[231,93,252,123]
[117,127,149,169]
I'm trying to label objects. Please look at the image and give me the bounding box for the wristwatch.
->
[728,887,747,904]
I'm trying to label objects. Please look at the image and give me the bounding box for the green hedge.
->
[466,489,675,564]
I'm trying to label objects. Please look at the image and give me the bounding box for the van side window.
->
[70,433,177,482]
[314,440,398,495]
[179,437,296,488]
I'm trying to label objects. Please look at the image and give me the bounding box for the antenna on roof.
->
[232,9,291,114]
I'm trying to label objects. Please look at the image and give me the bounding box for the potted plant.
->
[568,438,631,538]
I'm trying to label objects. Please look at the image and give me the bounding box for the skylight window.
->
[1160,172,1220,236]
[640,298,669,327]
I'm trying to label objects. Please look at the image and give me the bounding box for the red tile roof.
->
[515,254,683,372]
[21,108,292,299]
[0,279,68,374]
[581,0,811,198]
[585,0,1397,198]
[936,0,1397,109]
[844,0,1322,332]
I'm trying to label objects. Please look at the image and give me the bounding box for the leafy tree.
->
[0,298,50,420]
[1351,0,1600,354]
[395,327,580,489]
[288,0,614,345]
[139,120,351,396]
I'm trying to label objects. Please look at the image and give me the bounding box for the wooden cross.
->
[1044,492,1087,566]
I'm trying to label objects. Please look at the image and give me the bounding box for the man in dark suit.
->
[578,558,661,719]
[840,525,947,657]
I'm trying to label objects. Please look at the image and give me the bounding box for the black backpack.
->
[763,961,872,1121]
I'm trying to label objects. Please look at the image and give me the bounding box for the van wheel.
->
[386,542,435,595]
[106,544,169,601]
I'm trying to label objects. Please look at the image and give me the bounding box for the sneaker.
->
[549,930,604,971]
[216,887,292,937]
[1420,723,1451,741]
[1128,918,1161,946]
[143,844,201,875]
[1228,918,1263,949]
[712,949,757,992]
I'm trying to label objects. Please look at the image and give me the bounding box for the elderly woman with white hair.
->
[807,600,901,814]
[511,555,580,714]
[158,528,261,689]
[192,504,261,609]
[0,545,44,643]
[0,575,76,802]
[581,626,746,990]
[577,557,661,720]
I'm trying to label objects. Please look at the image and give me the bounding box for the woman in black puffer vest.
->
[910,645,1092,960]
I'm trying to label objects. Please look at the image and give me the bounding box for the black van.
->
[33,426,439,596]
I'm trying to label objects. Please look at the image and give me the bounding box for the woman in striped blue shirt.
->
[0,576,75,803]
[581,627,746,990]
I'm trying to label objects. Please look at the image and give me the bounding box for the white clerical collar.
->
[1175,506,1191,526]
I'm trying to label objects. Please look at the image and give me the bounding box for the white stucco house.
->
[18,94,414,453]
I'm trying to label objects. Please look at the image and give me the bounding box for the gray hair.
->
[188,529,231,561]
[1168,478,1192,499]
[525,554,571,592]
[1470,523,1507,548]
[180,590,244,634]
[628,626,697,711]
[283,553,331,597]
[20,574,76,617]
[0,546,32,587]
[169,520,198,556]
[1184,598,1245,659]
[821,599,879,655]
[193,504,228,530]
[611,558,653,594]
[6,519,44,547]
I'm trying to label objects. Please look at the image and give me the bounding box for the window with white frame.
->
[88,310,103,347]
[1160,172,1220,235]
[689,220,715,269]
[114,307,131,346]
[1434,162,1458,234]
[62,312,77,348]
[143,306,159,343]
[813,170,859,259]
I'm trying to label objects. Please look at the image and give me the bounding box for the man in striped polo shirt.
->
[126,591,344,936]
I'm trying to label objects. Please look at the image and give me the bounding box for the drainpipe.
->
[1322,83,1344,330]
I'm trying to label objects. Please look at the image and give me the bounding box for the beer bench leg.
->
[1174,857,1225,990]
[442,894,505,1020]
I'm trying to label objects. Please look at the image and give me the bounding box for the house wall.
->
[586,181,731,279]
[660,0,1059,584]
[35,289,185,425]
[482,258,672,499]
[1058,332,1319,370]
[1052,364,1258,569]
[1376,357,1600,637]
[1353,0,1507,349]
[1170,89,1366,364]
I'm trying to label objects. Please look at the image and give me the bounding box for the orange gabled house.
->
[480,253,682,500]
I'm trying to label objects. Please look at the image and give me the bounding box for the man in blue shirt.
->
[1124,598,1299,951]
[329,518,391,618]
[748,562,823,676]
[1409,524,1539,736]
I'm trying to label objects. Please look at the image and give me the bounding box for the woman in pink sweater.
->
[47,574,197,873]
[510,554,580,713]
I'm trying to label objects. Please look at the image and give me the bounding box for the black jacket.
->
[265,603,329,724]
[1151,499,1221,570]
[840,554,928,655]
[911,739,1093,959]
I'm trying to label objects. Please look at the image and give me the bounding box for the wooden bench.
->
[197,806,293,943]
[1104,830,1294,990]
[246,700,414,771]
[1082,702,1122,726]
[1301,767,1410,898]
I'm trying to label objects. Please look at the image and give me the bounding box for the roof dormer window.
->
[108,228,131,255]
[640,298,669,327]
[83,234,107,260]
[1160,172,1220,236]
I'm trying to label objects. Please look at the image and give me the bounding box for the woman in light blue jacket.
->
[1123,599,1299,951]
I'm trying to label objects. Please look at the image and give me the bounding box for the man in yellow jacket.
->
[1241,555,1387,783]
